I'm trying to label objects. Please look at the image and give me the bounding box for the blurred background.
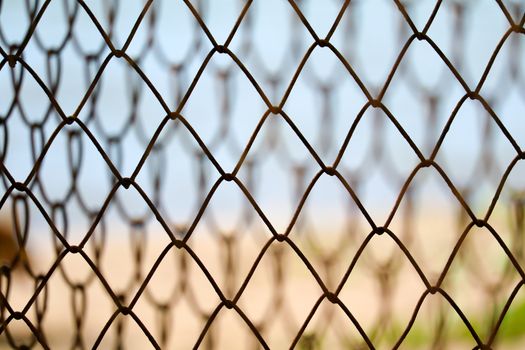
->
[1,0,525,348]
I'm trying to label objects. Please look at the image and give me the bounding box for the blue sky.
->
[1,0,524,239]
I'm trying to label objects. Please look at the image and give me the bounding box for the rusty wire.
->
[1,0,525,349]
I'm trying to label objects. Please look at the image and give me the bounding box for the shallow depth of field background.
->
[1,0,525,349]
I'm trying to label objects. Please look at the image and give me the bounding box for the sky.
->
[1,0,524,241]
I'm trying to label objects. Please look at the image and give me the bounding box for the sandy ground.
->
[1,209,525,349]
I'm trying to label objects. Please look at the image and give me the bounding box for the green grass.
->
[386,298,525,348]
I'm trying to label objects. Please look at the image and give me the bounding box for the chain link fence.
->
[1,0,525,349]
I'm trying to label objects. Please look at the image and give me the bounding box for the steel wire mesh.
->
[1,0,525,349]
